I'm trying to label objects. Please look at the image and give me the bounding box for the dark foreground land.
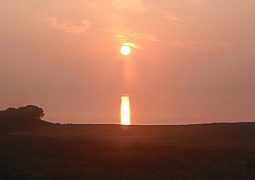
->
[1,123,255,179]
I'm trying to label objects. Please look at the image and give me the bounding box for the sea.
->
[44,94,255,125]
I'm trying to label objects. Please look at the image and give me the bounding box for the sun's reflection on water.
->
[120,95,131,125]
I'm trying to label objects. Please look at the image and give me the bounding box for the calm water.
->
[44,94,255,125]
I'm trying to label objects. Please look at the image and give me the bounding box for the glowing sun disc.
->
[120,45,131,56]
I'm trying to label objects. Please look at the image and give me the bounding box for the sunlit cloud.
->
[112,0,148,13]
[49,18,91,33]
[110,28,159,48]
[145,35,159,42]
[159,11,184,23]
[124,42,138,49]
[166,14,183,23]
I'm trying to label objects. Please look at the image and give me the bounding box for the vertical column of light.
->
[120,95,131,125]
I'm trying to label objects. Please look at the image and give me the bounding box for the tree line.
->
[0,105,48,131]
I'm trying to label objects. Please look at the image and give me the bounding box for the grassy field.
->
[1,123,255,179]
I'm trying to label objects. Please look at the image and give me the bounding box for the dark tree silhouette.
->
[0,105,47,131]
[18,105,44,120]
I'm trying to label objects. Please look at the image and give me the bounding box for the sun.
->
[120,45,131,56]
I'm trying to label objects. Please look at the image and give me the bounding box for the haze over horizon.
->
[1,0,255,124]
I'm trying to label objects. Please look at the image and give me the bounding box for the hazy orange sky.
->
[1,0,255,124]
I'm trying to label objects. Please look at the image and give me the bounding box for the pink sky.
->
[1,0,255,124]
